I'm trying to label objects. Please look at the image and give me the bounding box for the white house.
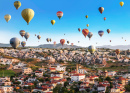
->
[1,86,13,93]
[71,73,85,82]
[97,85,106,93]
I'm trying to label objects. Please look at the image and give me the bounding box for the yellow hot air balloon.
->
[85,15,88,18]
[14,1,21,10]
[120,2,124,7]
[86,24,89,27]
[21,8,34,25]
[51,20,55,25]
[4,14,11,23]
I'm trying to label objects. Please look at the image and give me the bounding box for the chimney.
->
[76,64,79,73]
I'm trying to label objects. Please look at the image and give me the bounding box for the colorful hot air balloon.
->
[85,15,88,18]
[46,38,50,42]
[21,41,26,47]
[78,28,81,32]
[98,31,104,37]
[107,29,111,34]
[88,32,93,40]
[24,32,30,41]
[88,45,96,54]
[37,35,41,40]
[10,37,20,49]
[71,43,73,46]
[51,20,55,25]
[21,8,34,25]
[120,2,124,7]
[4,14,11,23]
[86,24,89,27]
[67,41,70,44]
[56,11,63,19]
[19,30,25,37]
[60,39,65,46]
[115,49,120,55]
[98,7,104,14]
[82,29,89,38]
[14,1,21,10]
[104,17,106,21]
[54,41,56,45]
[50,38,52,42]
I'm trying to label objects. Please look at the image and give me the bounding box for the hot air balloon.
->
[98,31,104,37]
[21,8,34,25]
[104,17,106,21]
[122,37,123,39]
[85,15,88,18]
[54,41,56,45]
[19,30,25,37]
[115,49,120,55]
[86,24,89,27]
[64,34,65,35]
[51,20,55,25]
[21,41,26,47]
[35,34,36,36]
[24,32,30,41]
[88,32,93,40]
[56,11,63,19]
[67,41,70,44]
[107,29,111,34]
[78,28,81,32]
[60,39,65,46]
[88,45,96,54]
[82,29,89,38]
[71,43,73,46]
[4,14,11,23]
[37,35,41,40]
[125,40,126,41]
[78,41,80,43]
[50,38,52,42]
[14,1,21,10]
[110,40,111,42]
[46,38,50,42]
[120,2,124,7]
[98,7,104,14]
[10,37,20,49]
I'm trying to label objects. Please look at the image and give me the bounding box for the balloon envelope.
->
[82,29,89,38]
[10,37,20,49]
[21,41,26,47]
[4,14,11,23]
[98,7,104,14]
[88,45,96,54]
[60,39,65,46]
[88,32,93,40]
[98,31,104,37]
[14,1,21,10]
[20,30,25,37]
[56,11,63,19]
[21,8,34,25]
[24,32,30,41]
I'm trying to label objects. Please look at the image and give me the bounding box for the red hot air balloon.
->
[56,11,63,19]
[110,40,111,42]
[71,43,73,46]
[54,41,56,45]
[104,17,106,21]
[82,29,89,38]
[60,39,65,46]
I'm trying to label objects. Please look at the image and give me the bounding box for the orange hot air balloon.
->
[71,43,73,46]
[82,29,89,38]
[115,49,120,55]
[54,41,56,45]
[60,39,65,46]
[104,17,106,21]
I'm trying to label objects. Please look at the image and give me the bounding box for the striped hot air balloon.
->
[82,29,89,38]
[56,11,63,19]
[98,30,104,37]
[60,39,65,46]
[21,41,26,47]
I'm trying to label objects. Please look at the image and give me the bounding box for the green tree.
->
[64,81,69,87]
[105,76,112,82]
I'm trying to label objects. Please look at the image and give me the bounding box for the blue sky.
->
[0,0,129,47]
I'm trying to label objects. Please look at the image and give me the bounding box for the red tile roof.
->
[72,73,85,76]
